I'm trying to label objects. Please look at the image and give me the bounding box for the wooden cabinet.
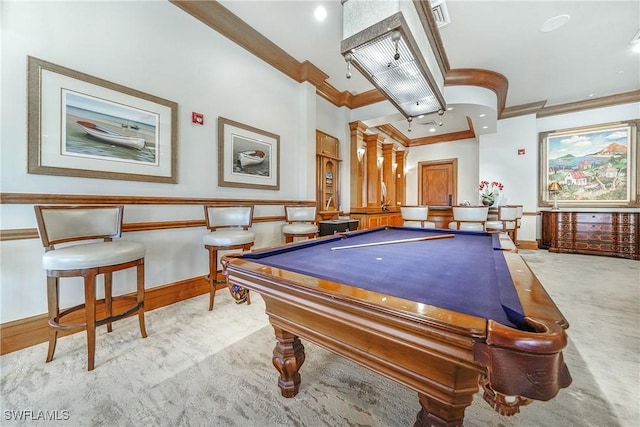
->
[317,131,340,215]
[349,210,403,229]
[540,211,639,260]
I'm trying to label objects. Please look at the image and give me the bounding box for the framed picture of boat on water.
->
[27,56,178,183]
[218,117,280,190]
[538,120,639,208]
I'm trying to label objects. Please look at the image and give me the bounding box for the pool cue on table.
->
[331,234,455,251]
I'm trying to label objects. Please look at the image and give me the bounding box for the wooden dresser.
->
[540,211,639,260]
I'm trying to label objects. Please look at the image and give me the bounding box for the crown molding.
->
[536,90,640,118]
[170,1,638,128]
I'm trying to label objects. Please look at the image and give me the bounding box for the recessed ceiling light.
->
[588,93,596,98]
[540,15,570,33]
[482,126,489,129]
[429,128,436,133]
[446,107,453,111]
[479,113,486,118]
[314,5,327,22]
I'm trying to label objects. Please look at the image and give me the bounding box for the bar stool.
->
[448,206,490,231]
[514,205,524,245]
[34,205,147,371]
[485,205,518,241]
[282,206,318,243]
[203,205,255,309]
[400,206,436,228]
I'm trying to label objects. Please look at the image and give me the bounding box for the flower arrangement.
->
[479,180,503,202]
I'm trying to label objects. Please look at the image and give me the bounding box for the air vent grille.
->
[431,0,451,28]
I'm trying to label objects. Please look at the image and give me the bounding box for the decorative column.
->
[382,143,395,210]
[349,121,368,209]
[364,133,384,208]
[395,150,407,207]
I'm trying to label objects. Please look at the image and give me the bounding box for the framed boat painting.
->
[27,56,178,183]
[539,120,639,208]
[218,117,280,190]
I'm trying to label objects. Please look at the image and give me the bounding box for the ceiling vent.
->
[431,0,451,28]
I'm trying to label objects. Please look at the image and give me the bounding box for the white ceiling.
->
[218,0,640,140]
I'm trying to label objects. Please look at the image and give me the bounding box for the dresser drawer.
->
[573,213,613,223]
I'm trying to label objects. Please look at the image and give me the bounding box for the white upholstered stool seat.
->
[34,205,147,371]
[43,241,145,270]
[202,229,256,248]
[282,223,318,235]
[283,206,318,243]
[400,206,436,229]
[203,205,255,310]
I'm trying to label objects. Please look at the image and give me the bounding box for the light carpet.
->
[1,250,639,426]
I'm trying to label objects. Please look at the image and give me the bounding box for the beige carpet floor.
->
[1,250,638,426]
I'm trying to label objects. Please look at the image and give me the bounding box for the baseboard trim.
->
[517,240,538,250]
[0,276,217,355]
[1,241,541,355]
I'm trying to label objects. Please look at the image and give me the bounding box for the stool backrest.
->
[498,206,519,221]
[34,205,124,249]
[285,206,317,223]
[400,206,429,221]
[205,205,254,230]
[452,206,489,222]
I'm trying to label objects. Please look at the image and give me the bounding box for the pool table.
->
[222,227,571,426]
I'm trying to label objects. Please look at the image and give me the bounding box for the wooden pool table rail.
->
[222,234,570,427]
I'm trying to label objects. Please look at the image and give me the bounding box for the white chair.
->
[282,206,318,243]
[400,206,436,228]
[203,205,255,310]
[448,206,490,231]
[485,205,518,241]
[34,205,147,371]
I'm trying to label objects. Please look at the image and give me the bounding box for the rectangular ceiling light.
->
[341,10,446,119]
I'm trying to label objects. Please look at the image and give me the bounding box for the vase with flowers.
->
[479,180,503,206]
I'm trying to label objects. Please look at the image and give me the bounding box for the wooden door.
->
[419,159,457,206]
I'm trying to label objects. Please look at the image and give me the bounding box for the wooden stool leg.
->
[104,272,113,333]
[208,247,218,311]
[45,276,59,363]
[84,274,97,371]
[137,261,147,338]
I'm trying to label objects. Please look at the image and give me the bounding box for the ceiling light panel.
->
[341,10,445,118]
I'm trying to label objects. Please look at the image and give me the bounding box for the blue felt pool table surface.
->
[242,227,526,329]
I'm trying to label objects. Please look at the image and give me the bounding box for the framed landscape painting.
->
[27,56,178,183]
[218,117,280,190]
[539,120,639,207]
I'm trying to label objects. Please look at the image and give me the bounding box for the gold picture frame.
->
[218,117,280,190]
[539,120,639,207]
[27,56,178,183]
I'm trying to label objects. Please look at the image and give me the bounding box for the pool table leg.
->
[271,326,306,398]
[415,392,474,427]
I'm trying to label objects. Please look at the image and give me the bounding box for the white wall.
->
[404,138,479,205]
[0,1,323,322]
[479,114,539,241]
[401,103,639,242]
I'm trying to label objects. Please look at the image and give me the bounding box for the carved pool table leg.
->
[271,326,306,398]
[415,392,473,427]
